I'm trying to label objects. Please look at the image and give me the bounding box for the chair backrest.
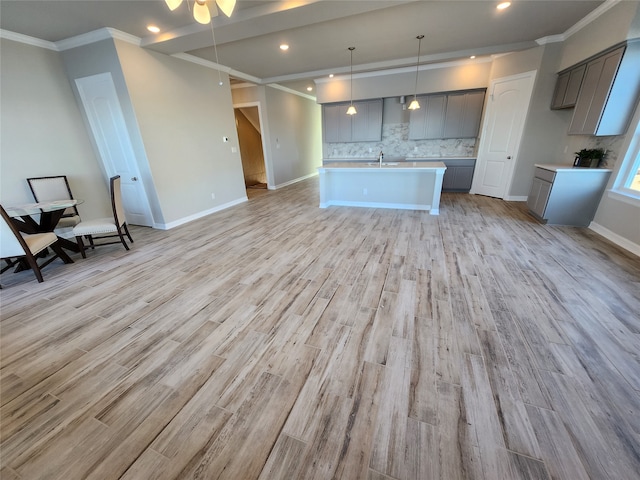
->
[110,176,127,227]
[0,205,28,259]
[27,175,79,216]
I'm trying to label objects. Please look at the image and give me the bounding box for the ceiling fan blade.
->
[193,1,211,24]
[165,0,183,11]
[216,0,236,17]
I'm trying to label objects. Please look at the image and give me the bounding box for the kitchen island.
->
[317,161,447,214]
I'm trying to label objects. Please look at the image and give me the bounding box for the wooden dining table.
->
[4,199,83,252]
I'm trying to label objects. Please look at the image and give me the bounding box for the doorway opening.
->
[234,105,267,197]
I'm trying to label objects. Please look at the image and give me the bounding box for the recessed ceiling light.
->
[147,25,160,33]
[280,44,289,51]
[329,74,334,78]
[470,55,476,59]
[306,86,313,91]
[497,2,511,10]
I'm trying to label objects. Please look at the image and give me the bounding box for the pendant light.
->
[408,35,424,110]
[346,47,357,116]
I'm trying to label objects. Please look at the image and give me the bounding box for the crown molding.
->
[536,34,565,46]
[266,83,316,101]
[314,56,492,84]
[0,29,57,50]
[55,28,140,51]
[565,0,621,38]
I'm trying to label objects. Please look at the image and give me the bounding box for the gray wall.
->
[61,38,164,224]
[0,39,109,221]
[114,40,246,224]
[232,84,322,188]
[264,87,323,186]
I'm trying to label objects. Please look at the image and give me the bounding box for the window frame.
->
[609,100,640,207]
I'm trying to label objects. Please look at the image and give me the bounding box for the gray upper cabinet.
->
[567,40,640,136]
[550,64,585,109]
[323,103,352,142]
[444,90,485,138]
[409,89,485,140]
[323,99,382,142]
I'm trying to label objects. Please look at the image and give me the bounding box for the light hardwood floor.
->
[1,177,639,479]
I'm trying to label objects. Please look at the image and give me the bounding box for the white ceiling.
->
[0,0,609,95]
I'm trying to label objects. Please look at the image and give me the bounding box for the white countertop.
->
[535,163,612,172]
[319,161,446,171]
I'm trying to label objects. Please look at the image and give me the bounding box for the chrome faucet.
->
[379,151,384,166]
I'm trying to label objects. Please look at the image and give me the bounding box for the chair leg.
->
[23,255,44,283]
[50,243,74,264]
[117,228,130,251]
[87,235,95,250]
[75,235,87,259]
[123,223,134,243]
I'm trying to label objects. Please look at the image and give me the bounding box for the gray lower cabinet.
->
[441,158,476,192]
[527,165,611,226]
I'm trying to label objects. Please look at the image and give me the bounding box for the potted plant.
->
[574,148,606,168]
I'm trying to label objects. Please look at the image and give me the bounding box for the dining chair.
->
[27,175,81,228]
[0,205,73,283]
[72,175,134,258]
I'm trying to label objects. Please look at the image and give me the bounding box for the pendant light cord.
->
[210,20,223,86]
[349,47,355,107]
[413,35,424,102]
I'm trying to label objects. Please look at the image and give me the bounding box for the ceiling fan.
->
[165,0,236,24]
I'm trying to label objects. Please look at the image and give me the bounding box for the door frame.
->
[471,70,537,199]
[233,101,273,189]
[75,72,155,226]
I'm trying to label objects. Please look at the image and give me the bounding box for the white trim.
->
[0,29,57,50]
[154,197,248,230]
[314,56,493,84]
[273,171,318,190]
[57,28,140,51]
[2,27,141,52]
[536,34,565,46]
[231,82,259,90]
[232,101,273,189]
[607,189,640,207]
[504,195,528,202]
[319,200,435,213]
[589,221,640,257]
[564,0,621,39]
[266,83,316,102]
[171,53,263,84]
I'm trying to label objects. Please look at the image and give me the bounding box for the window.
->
[611,100,640,203]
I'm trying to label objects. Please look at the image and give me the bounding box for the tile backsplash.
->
[324,123,477,159]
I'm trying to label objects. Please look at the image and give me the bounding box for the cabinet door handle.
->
[131,176,138,181]
[507,156,512,159]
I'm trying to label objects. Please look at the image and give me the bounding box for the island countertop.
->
[319,161,446,171]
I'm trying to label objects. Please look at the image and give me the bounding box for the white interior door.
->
[75,73,154,226]
[471,71,536,198]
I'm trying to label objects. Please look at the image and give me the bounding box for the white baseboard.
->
[154,197,248,230]
[504,195,528,202]
[273,171,318,190]
[589,222,640,257]
[320,200,436,214]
